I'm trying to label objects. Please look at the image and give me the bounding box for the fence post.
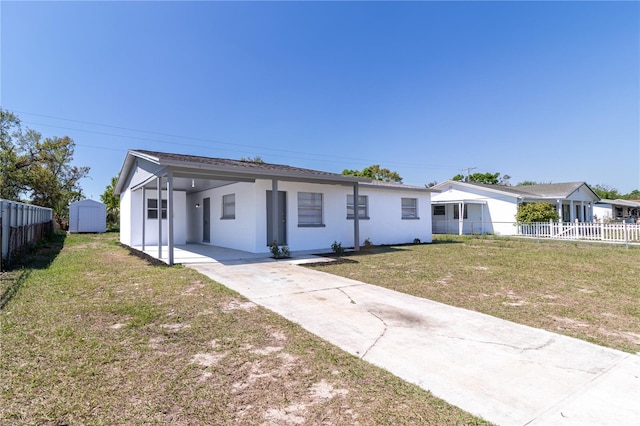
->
[624,221,629,249]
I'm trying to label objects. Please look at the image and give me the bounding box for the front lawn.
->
[311,236,640,353]
[0,233,487,425]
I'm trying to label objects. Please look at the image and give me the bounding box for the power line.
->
[16,111,457,170]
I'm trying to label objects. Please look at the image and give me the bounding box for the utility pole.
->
[460,166,477,182]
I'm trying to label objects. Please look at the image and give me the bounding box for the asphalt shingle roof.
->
[133,149,355,179]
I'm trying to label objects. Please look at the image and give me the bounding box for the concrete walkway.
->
[189,257,640,426]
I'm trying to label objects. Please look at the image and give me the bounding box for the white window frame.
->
[147,199,167,220]
[221,193,235,220]
[401,198,419,219]
[347,194,369,220]
[298,192,324,226]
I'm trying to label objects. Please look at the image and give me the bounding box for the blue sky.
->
[2,1,638,199]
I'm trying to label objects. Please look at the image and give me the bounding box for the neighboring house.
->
[593,199,640,223]
[69,199,107,233]
[431,180,600,235]
[114,150,435,264]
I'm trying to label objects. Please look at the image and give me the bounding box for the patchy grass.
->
[311,236,640,353]
[1,233,488,425]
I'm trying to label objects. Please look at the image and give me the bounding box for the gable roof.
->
[597,199,640,208]
[116,150,436,195]
[433,180,600,201]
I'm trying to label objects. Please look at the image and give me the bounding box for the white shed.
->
[69,199,107,233]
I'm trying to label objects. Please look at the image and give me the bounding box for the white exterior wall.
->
[69,200,106,233]
[253,180,354,253]
[593,204,613,221]
[184,180,433,253]
[186,182,257,251]
[123,188,187,246]
[119,190,132,246]
[354,187,432,245]
[432,184,518,235]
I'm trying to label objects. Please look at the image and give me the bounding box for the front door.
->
[266,191,286,245]
[203,197,210,243]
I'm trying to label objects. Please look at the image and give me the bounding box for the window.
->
[401,198,418,219]
[433,205,446,216]
[147,199,167,219]
[222,193,235,219]
[298,192,323,226]
[347,194,368,219]
[453,204,468,219]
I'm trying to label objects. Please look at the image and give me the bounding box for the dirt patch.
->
[221,299,258,312]
[181,281,206,295]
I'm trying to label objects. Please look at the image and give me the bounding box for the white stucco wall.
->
[123,189,188,246]
[186,182,257,252]
[432,184,518,235]
[354,187,432,245]
[122,171,433,254]
[120,189,132,246]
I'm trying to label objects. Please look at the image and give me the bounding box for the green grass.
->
[1,233,488,425]
[312,235,640,353]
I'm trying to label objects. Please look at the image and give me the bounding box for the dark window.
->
[453,204,468,219]
[433,205,446,216]
[147,199,167,219]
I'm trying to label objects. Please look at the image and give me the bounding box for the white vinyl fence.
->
[1,199,54,270]
[517,220,640,244]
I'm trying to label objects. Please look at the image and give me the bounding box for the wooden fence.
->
[517,220,640,244]
[1,199,54,270]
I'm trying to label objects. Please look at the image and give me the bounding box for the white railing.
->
[1,199,54,269]
[517,220,640,244]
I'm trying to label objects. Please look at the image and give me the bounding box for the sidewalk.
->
[189,258,640,426]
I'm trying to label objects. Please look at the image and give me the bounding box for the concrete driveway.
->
[189,256,640,426]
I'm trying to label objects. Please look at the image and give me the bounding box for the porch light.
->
[192,179,195,188]
[195,203,200,208]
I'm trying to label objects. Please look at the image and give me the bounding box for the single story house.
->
[593,199,640,223]
[115,150,435,264]
[430,180,600,235]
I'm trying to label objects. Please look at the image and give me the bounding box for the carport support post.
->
[353,184,360,251]
[141,187,146,251]
[271,179,279,245]
[458,201,464,235]
[167,170,174,266]
[157,176,162,260]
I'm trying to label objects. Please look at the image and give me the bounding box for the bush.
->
[269,241,290,259]
[331,241,345,257]
[516,202,559,223]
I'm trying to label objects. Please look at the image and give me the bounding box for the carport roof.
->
[115,149,369,195]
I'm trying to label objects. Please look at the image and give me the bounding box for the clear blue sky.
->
[2,1,638,199]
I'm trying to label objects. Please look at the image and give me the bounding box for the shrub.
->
[331,241,345,257]
[516,202,559,223]
[269,241,290,259]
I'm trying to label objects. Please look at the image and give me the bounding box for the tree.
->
[0,108,90,225]
[452,171,509,185]
[591,184,621,200]
[516,202,559,223]
[0,109,29,200]
[342,165,402,183]
[517,181,549,186]
[239,156,265,163]
[625,189,640,200]
[101,176,120,230]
